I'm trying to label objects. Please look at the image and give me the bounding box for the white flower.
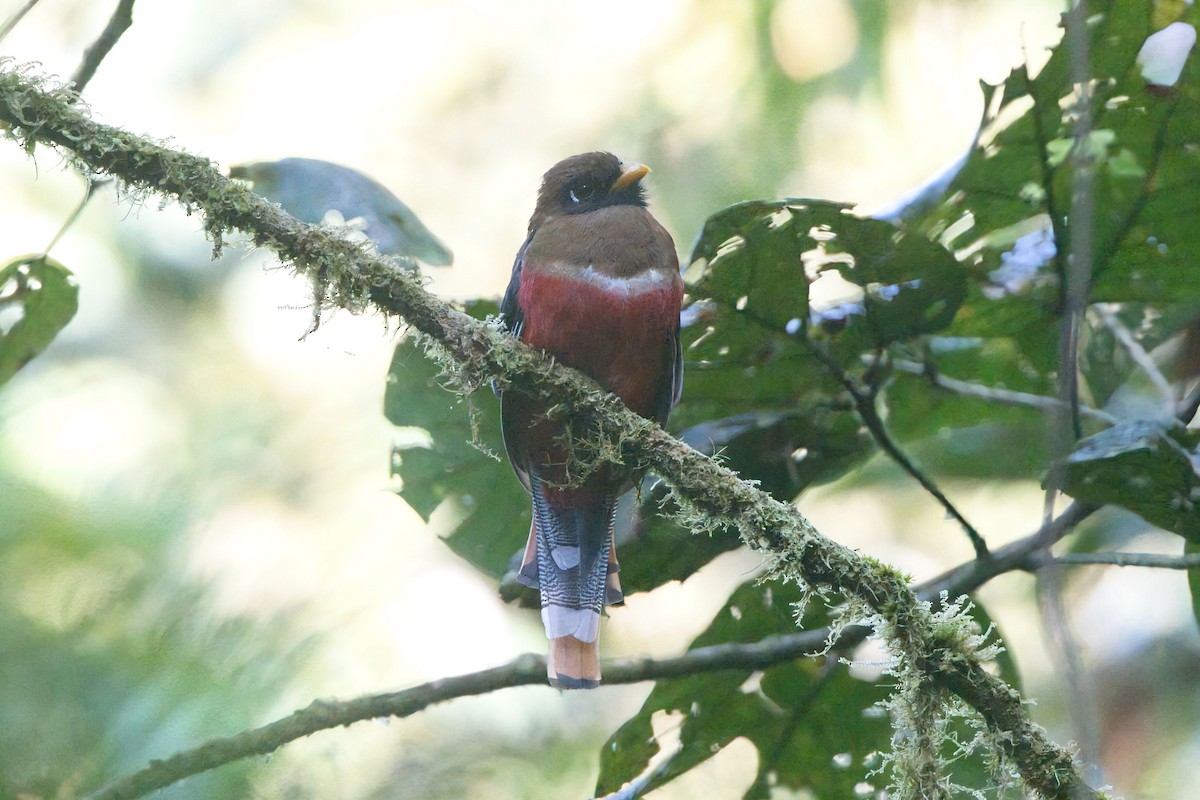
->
[1137,22,1196,88]
[987,226,1056,296]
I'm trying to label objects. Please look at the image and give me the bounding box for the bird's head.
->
[529,151,651,230]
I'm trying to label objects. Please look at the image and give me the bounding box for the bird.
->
[499,151,683,689]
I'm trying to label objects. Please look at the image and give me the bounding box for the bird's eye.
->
[568,182,595,204]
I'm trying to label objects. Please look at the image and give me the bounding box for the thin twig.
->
[0,0,40,45]
[888,357,1118,425]
[70,0,136,92]
[85,636,839,800]
[1045,5,1099,781]
[44,177,106,254]
[1033,550,1200,570]
[1177,381,1200,424]
[919,501,1096,599]
[815,347,989,559]
[1023,11,1073,524]
[1050,0,1096,455]
[1094,304,1174,412]
[1061,0,1094,446]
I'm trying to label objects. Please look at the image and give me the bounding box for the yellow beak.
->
[611,161,651,192]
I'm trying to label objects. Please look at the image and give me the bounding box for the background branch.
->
[0,0,40,44]
[1035,551,1200,570]
[0,64,1102,800]
[1094,303,1175,410]
[91,497,1101,800]
[88,635,847,800]
[70,0,136,92]
[816,346,989,558]
[888,357,1118,425]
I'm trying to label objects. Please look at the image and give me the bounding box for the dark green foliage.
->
[1060,420,1200,543]
[677,199,966,429]
[5,0,1200,796]
[595,579,890,800]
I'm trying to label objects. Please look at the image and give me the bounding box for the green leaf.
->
[595,579,890,799]
[679,199,966,429]
[874,2,1200,486]
[231,157,453,266]
[1060,419,1200,543]
[383,301,529,579]
[897,3,1200,405]
[0,255,78,388]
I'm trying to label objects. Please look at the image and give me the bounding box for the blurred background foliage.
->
[3,0,1200,798]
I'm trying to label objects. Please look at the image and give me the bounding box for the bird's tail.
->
[516,471,622,689]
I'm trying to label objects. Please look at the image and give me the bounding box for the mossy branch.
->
[0,62,1103,800]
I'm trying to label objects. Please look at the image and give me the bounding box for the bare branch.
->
[1034,550,1200,570]
[0,0,40,45]
[889,358,1118,426]
[919,501,1097,599]
[0,63,1103,800]
[1059,0,1096,447]
[1046,9,1118,777]
[0,0,39,44]
[1094,303,1175,411]
[70,0,136,92]
[87,636,843,800]
[816,346,989,559]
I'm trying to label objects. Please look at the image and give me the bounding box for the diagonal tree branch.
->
[1094,303,1175,411]
[0,63,1103,800]
[70,0,136,92]
[816,346,990,559]
[0,0,41,44]
[888,357,1119,426]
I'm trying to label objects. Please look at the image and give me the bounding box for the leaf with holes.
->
[679,199,966,429]
[1060,419,1200,543]
[911,1,1199,299]
[595,578,890,800]
[0,255,78,388]
[384,300,530,578]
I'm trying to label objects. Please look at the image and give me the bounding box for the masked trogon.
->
[500,151,683,689]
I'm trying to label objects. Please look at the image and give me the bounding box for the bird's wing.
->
[499,231,536,493]
[670,319,683,409]
[499,231,533,338]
